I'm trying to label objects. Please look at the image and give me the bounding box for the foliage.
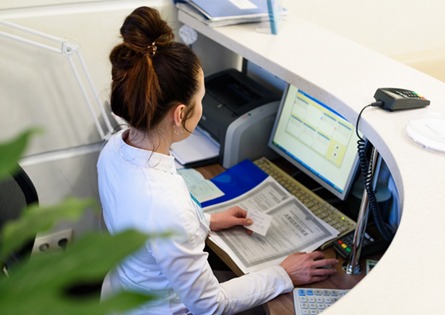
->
[0,128,42,178]
[0,129,158,314]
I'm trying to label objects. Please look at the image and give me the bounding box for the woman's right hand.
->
[280,251,338,286]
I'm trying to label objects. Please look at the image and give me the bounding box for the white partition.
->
[0,0,175,233]
[0,0,176,154]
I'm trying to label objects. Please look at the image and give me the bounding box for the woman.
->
[97,6,338,315]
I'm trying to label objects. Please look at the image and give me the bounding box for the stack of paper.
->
[170,126,220,167]
[176,0,286,28]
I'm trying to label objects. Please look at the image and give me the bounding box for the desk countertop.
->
[179,2,445,314]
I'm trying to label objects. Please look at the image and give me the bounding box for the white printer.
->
[199,69,280,168]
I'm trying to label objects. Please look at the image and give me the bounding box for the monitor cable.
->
[355,102,395,242]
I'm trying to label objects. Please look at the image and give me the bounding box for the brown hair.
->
[109,6,202,132]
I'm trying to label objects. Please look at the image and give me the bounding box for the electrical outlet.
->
[32,229,74,254]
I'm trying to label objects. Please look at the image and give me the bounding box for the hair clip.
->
[147,42,157,57]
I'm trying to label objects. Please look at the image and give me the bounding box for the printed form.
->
[203,177,339,274]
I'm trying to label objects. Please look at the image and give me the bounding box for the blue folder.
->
[201,159,269,208]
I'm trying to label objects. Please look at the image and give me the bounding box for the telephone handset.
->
[374,87,430,111]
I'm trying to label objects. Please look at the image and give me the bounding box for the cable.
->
[356,101,395,241]
[355,101,383,140]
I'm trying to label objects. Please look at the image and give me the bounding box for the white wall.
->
[284,0,445,82]
[0,0,176,235]
[0,0,178,154]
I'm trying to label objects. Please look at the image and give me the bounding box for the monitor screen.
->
[268,84,359,201]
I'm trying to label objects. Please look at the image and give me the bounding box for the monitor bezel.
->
[268,83,360,201]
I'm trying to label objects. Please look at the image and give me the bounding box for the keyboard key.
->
[293,288,349,315]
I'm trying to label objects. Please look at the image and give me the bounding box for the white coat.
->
[97,130,292,314]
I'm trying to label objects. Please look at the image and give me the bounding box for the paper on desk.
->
[177,168,224,203]
[171,126,219,166]
[203,177,339,274]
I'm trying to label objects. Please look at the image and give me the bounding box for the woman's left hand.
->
[210,206,253,231]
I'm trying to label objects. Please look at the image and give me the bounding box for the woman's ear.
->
[172,104,186,127]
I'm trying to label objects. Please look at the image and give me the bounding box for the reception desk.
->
[178,3,445,315]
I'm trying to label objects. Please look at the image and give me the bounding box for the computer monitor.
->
[268,84,360,201]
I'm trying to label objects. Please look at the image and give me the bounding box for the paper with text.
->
[203,177,339,273]
[178,168,224,203]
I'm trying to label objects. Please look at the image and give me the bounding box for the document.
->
[177,168,224,203]
[245,209,273,236]
[203,176,339,274]
[170,126,219,167]
[180,0,272,21]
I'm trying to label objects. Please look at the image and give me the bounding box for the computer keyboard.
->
[254,157,356,249]
[293,287,349,315]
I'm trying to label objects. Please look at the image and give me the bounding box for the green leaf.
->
[0,198,97,262]
[0,230,158,315]
[0,128,42,178]
[0,130,167,313]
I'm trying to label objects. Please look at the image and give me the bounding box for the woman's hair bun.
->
[109,6,201,132]
[120,6,174,55]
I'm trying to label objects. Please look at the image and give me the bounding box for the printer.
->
[199,68,281,168]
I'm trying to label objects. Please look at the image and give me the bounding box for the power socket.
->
[32,229,74,254]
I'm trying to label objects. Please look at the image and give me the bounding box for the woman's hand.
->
[210,206,253,231]
[280,251,338,286]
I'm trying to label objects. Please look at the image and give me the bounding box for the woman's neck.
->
[123,128,171,155]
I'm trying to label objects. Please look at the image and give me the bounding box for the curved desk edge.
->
[180,8,445,315]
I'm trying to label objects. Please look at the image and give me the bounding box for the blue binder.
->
[201,159,268,208]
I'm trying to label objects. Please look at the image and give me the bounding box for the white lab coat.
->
[97,130,293,315]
